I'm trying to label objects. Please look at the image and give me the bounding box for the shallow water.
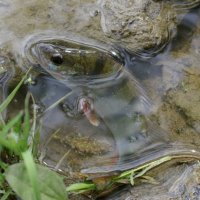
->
[1,1,200,199]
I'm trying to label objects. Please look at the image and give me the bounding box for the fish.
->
[78,97,100,127]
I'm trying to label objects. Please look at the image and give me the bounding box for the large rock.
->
[98,0,176,51]
[0,0,199,55]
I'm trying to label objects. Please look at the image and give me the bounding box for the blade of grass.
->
[23,93,31,139]
[0,112,23,137]
[22,150,41,200]
[19,93,31,152]
[0,137,19,154]
[133,156,172,179]
[140,175,159,185]
[66,182,96,193]
[113,156,172,181]
[44,91,73,113]
[0,188,12,200]
[130,171,135,186]
[0,174,5,187]
[0,68,32,113]
[28,94,38,152]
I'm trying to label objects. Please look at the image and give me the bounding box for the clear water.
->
[1,1,200,199]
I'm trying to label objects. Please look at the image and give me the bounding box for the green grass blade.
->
[0,79,24,113]
[0,112,23,137]
[0,160,8,170]
[22,150,41,200]
[23,93,30,138]
[66,182,96,193]
[0,188,12,200]
[0,68,31,113]
[0,114,5,126]
[44,91,73,113]
[28,94,38,152]
[114,156,172,181]
[133,156,172,179]
[0,174,5,188]
[19,93,31,152]
[0,112,23,153]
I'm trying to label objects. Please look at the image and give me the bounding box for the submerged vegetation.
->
[0,70,199,200]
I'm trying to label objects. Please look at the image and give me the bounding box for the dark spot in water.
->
[171,6,200,51]
[50,53,63,65]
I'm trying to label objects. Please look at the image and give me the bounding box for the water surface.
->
[1,1,200,199]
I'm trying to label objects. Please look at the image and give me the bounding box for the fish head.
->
[28,40,123,83]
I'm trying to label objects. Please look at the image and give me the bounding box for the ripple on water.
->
[23,35,200,180]
[171,0,200,12]
[0,55,14,118]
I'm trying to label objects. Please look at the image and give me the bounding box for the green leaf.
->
[0,160,8,170]
[22,150,41,200]
[0,78,25,114]
[19,94,31,152]
[130,171,134,186]
[5,162,67,200]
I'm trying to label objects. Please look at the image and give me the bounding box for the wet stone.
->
[1,0,200,58]
[166,67,200,133]
[98,0,177,51]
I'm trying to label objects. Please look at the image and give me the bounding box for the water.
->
[1,1,200,199]
[24,36,156,173]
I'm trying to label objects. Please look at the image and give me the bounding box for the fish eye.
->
[50,53,63,65]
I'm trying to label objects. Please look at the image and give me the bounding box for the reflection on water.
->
[171,0,200,12]
[24,20,200,178]
[0,0,200,199]
[0,55,14,118]
[26,37,164,174]
[28,74,117,172]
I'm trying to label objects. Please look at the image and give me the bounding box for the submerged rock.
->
[98,0,176,52]
[96,0,200,55]
[144,60,200,147]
